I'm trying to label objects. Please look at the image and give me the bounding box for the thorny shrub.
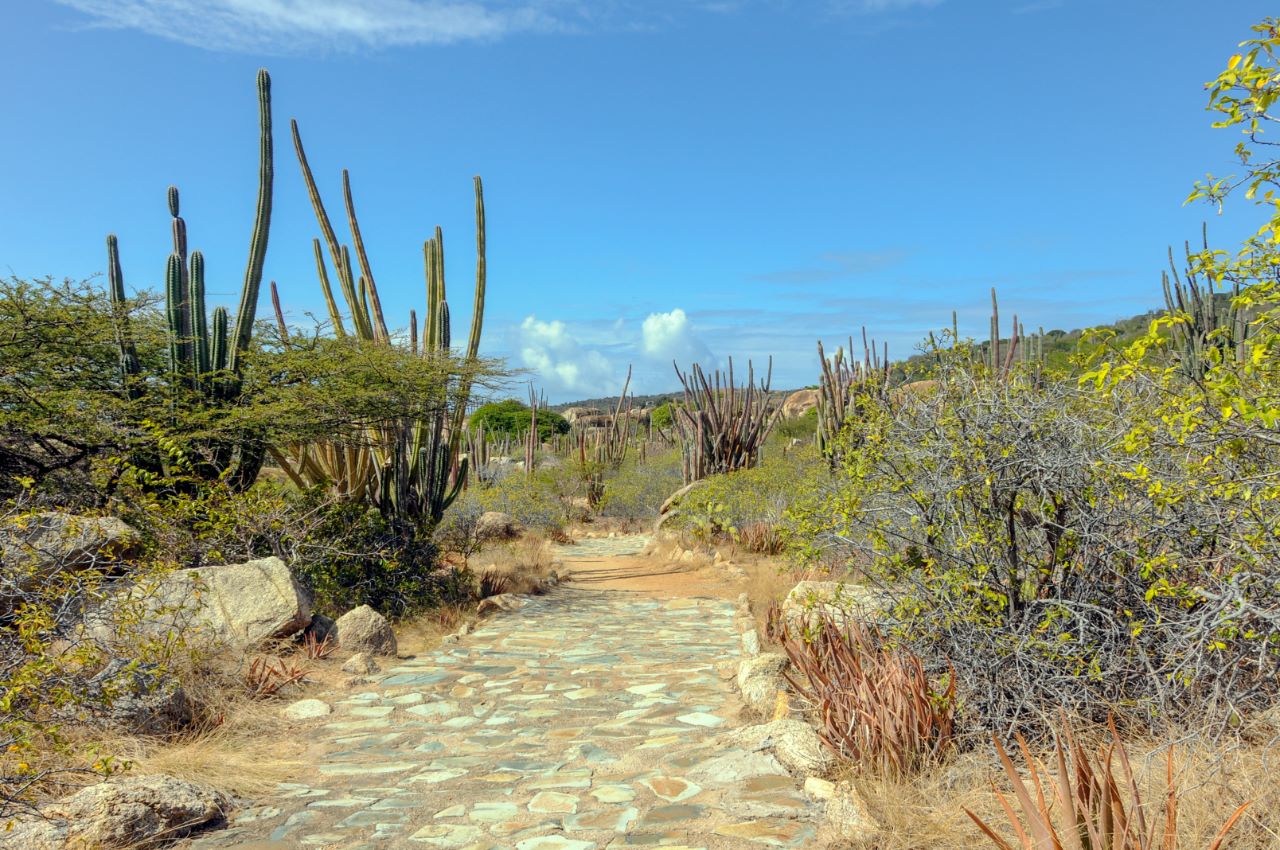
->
[786,328,1280,738]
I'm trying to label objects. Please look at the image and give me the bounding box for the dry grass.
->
[396,603,474,656]
[741,557,818,637]
[102,700,308,797]
[473,534,556,596]
[846,736,1278,850]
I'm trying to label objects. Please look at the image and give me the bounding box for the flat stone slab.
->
[185,537,821,849]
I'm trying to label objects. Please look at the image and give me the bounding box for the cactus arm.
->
[342,169,389,343]
[189,250,210,382]
[229,68,274,372]
[312,238,347,337]
[106,234,143,395]
[466,177,486,363]
[269,280,289,342]
[211,307,229,373]
[165,252,188,377]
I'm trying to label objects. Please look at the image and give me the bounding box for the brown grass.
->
[473,533,556,596]
[396,603,474,656]
[102,699,307,797]
[846,736,1278,850]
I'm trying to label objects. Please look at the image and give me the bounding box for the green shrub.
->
[472,466,577,531]
[772,407,818,443]
[672,442,824,542]
[470,399,569,441]
[650,402,674,431]
[598,448,683,520]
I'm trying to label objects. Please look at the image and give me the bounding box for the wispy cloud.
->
[750,249,911,285]
[828,0,944,13]
[53,0,576,52]
[1011,0,1063,13]
[55,0,949,52]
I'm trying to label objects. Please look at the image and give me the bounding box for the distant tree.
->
[469,399,569,442]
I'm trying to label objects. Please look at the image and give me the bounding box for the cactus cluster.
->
[106,68,274,490]
[1162,233,1248,378]
[273,119,487,527]
[816,329,890,465]
[671,358,780,484]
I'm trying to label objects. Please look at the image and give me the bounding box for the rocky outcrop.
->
[782,580,892,630]
[736,652,789,718]
[80,658,192,735]
[91,556,311,652]
[476,511,523,542]
[2,513,139,612]
[781,389,819,419]
[1,775,227,849]
[719,719,835,776]
[334,605,397,656]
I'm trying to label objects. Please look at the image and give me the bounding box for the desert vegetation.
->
[5,14,1280,850]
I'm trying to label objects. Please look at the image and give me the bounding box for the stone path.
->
[194,536,820,850]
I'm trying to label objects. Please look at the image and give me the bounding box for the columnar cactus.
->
[278,119,487,526]
[105,68,274,489]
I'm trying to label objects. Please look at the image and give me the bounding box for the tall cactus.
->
[1162,231,1247,377]
[816,329,890,465]
[276,119,487,527]
[106,68,274,489]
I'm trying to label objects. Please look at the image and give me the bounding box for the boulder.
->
[80,658,192,735]
[2,512,139,575]
[561,407,602,424]
[1,775,227,849]
[821,781,880,845]
[92,557,311,652]
[2,513,139,612]
[737,653,789,718]
[781,389,820,419]
[476,511,523,542]
[782,580,892,630]
[720,719,835,776]
[334,605,397,656]
[341,652,380,674]
[741,629,761,657]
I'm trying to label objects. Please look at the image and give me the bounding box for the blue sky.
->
[1,1,1272,401]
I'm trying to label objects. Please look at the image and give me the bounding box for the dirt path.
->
[192,535,818,850]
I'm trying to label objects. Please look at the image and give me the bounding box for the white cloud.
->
[641,308,712,365]
[518,315,618,398]
[54,0,568,52]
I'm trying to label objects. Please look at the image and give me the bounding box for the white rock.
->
[736,653,788,718]
[722,719,835,776]
[822,781,880,845]
[741,629,761,656]
[804,776,836,800]
[94,557,311,651]
[283,698,332,720]
[782,580,892,630]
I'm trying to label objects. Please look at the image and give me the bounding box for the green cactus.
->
[106,68,274,490]
[1162,233,1247,377]
[283,120,487,527]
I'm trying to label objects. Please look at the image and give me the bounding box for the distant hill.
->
[553,299,1224,410]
